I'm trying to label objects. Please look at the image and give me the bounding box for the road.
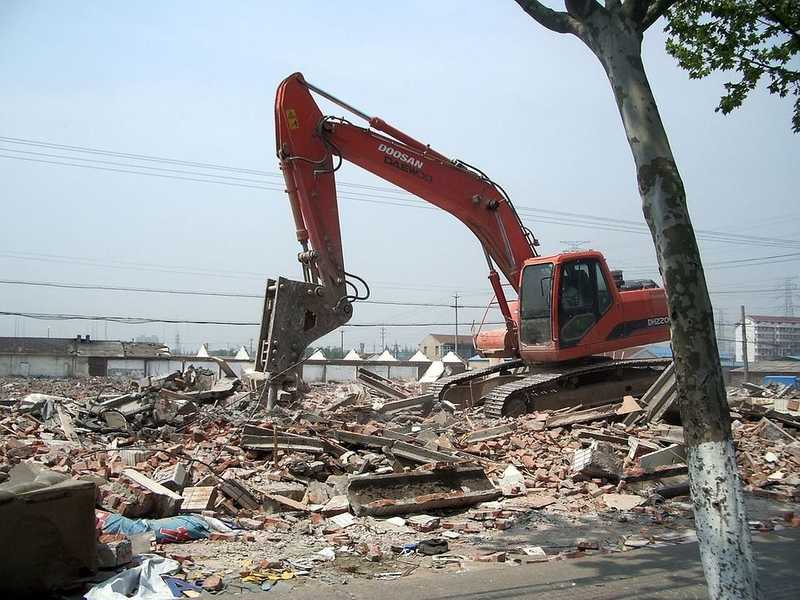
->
[225,528,799,599]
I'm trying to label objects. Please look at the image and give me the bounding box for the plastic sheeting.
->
[84,555,179,600]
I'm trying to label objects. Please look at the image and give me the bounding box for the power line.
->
[2,135,800,250]
[4,149,796,249]
[0,249,487,292]
[0,278,496,309]
[0,310,500,328]
[4,276,794,304]
[0,135,411,196]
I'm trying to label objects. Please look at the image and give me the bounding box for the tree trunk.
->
[577,9,758,600]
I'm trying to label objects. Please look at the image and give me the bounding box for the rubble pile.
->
[728,382,800,503]
[1,367,799,595]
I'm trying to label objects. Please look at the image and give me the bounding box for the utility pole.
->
[741,305,749,383]
[453,293,460,358]
[380,327,386,351]
[784,278,796,317]
[340,329,344,358]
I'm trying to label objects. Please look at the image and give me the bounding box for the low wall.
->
[0,354,86,377]
[300,360,428,383]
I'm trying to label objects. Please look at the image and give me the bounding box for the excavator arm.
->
[259,73,538,375]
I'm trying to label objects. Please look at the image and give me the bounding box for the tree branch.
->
[755,0,800,46]
[622,0,651,25]
[513,0,579,34]
[640,0,682,30]
[737,52,798,78]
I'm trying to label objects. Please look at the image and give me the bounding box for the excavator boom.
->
[262,72,538,372]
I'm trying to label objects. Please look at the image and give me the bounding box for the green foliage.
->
[665,1,800,131]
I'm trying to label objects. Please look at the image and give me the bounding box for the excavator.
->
[255,72,671,417]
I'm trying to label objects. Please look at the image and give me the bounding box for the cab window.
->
[558,259,614,346]
[519,263,553,345]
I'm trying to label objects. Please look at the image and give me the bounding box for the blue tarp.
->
[763,375,799,388]
[99,513,210,543]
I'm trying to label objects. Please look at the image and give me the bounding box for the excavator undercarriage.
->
[431,357,671,418]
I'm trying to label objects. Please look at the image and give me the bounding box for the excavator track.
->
[483,358,672,418]
[428,359,525,403]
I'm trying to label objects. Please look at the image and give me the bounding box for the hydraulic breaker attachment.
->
[255,277,352,377]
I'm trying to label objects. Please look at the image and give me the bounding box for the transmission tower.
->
[559,240,591,252]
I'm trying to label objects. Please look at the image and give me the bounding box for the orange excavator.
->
[256,73,671,416]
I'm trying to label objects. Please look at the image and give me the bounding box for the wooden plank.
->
[464,423,516,444]
[546,403,621,428]
[640,362,675,405]
[122,468,183,500]
[575,429,628,446]
[180,486,217,512]
[219,479,261,511]
[263,493,309,512]
[643,363,677,423]
[378,394,434,413]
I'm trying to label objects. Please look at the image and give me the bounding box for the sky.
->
[0,1,798,356]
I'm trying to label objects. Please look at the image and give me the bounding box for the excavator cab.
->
[515,251,668,363]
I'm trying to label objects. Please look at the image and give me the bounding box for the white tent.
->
[373,350,397,361]
[408,350,431,363]
[308,349,327,360]
[196,343,209,358]
[234,346,250,360]
[343,349,361,360]
[441,351,465,364]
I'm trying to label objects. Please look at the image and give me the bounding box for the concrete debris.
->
[377,393,434,415]
[602,493,646,511]
[497,464,526,497]
[97,538,133,569]
[418,361,446,385]
[153,462,189,492]
[356,367,409,399]
[572,442,623,480]
[346,466,499,516]
[639,444,687,472]
[2,370,799,596]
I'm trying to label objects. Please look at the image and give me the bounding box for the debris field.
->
[1,364,799,596]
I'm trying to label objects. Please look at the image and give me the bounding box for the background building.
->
[417,333,475,361]
[734,315,800,363]
[0,336,253,378]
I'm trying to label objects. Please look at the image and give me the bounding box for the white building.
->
[735,315,800,363]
